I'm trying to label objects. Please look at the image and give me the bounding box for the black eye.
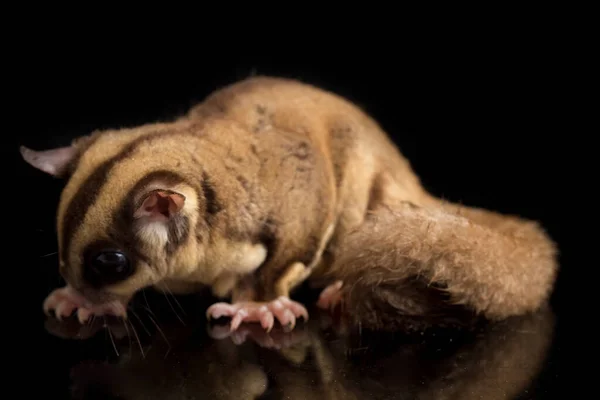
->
[85,250,133,287]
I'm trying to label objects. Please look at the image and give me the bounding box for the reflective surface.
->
[39,289,559,399]
[15,58,566,399]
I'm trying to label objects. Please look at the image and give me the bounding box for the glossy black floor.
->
[11,45,568,399]
[36,286,561,400]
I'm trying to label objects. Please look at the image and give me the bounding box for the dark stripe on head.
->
[60,130,194,263]
[200,170,222,221]
[61,152,132,263]
[194,170,223,244]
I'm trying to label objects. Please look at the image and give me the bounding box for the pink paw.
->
[316,280,344,310]
[43,286,127,324]
[206,296,309,332]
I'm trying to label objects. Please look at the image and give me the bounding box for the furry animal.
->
[21,76,558,332]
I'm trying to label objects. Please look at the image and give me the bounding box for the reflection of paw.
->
[316,308,349,335]
[44,286,127,324]
[206,296,309,332]
[208,322,310,350]
[44,315,128,340]
[316,280,344,311]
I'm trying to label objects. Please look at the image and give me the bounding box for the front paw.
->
[43,286,127,324]
[206,297,309,332]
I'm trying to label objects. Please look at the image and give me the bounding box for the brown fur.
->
[21,76,558,326]
[323,201,558,330]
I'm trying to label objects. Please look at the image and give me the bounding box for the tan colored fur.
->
[22,76,558,324]
[324,201,558,328]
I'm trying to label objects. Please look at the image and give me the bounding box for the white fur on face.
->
[132,181,199,249]
[134,219,170,249]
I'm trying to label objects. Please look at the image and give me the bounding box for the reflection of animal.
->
[67,306,555,400]
[21,76,558,332]
[69,325,270,400]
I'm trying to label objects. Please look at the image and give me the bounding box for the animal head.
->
[20,123,210,307]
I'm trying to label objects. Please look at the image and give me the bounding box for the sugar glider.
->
[21,76,558,332]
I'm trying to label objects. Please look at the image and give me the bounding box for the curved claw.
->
[43,286,127,323]
[206,297,309,333]
[206,302,238,321]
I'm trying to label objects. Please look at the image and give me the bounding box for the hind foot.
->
[316,280,344,311]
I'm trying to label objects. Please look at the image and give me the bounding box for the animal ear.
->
[20,145,78,178]
[134,189,186,222]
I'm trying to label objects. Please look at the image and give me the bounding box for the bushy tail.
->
[324,200,559,331]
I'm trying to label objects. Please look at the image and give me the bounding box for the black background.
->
[8,25,573,398]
